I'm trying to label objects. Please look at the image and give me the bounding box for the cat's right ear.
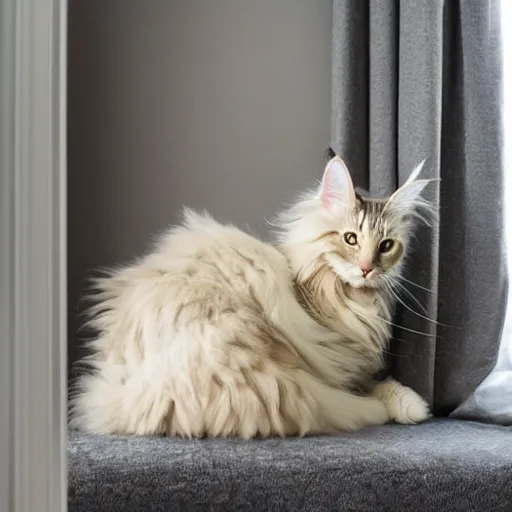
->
[319,156,356,212]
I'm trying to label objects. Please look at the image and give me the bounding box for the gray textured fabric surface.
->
[68,419,512,512]
[332,0,506,417]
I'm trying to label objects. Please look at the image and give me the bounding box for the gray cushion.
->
[68,419,512,512]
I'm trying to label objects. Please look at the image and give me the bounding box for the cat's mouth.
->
[346,269,383,289]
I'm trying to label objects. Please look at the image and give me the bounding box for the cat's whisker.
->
[381,348,409,358]
[384,277,462,330]
[389,278,429,315]
[388,335,418,345]
[395,275,435,294]
[384,278,429,317]
[383,279,450,329]
[387,320,439,338]
[369,312,438,338]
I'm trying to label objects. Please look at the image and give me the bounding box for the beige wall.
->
[68,0,333,373]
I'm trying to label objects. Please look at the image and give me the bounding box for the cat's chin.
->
[326,256,382,290]
[341,274,383,290]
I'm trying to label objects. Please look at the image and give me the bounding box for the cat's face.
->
[320,199,405,289]
[314,156,433,290]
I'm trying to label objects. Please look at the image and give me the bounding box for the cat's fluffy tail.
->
[69,360,171,435]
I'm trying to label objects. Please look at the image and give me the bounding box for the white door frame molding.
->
[0,0,68,510]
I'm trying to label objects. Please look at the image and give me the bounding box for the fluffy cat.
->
[70,153,435,438]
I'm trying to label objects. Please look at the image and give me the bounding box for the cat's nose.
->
[360,261,373,278]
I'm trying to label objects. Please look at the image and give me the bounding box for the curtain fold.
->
[331,0,506,414]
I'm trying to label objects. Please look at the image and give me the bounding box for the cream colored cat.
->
[70,154,434,438]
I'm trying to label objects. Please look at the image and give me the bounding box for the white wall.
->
[67,0,333,372]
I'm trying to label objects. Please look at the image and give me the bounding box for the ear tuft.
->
[385,160,437,225]
[403,159,427,187]
[319,156,356,211]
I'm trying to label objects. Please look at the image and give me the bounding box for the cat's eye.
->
[379,239,395,253]
[343,232,358,246]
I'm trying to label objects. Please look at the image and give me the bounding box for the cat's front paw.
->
[391,389,431,424]
[373,379,431,425]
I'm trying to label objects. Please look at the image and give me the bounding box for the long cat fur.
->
[70,154,435,438]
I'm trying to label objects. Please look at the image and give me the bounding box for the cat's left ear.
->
[319,156,357,211]
[385,160,433,215]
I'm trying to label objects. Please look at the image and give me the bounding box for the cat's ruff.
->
[70,155,435,438]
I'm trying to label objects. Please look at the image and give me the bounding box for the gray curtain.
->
[331,0,506,415]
